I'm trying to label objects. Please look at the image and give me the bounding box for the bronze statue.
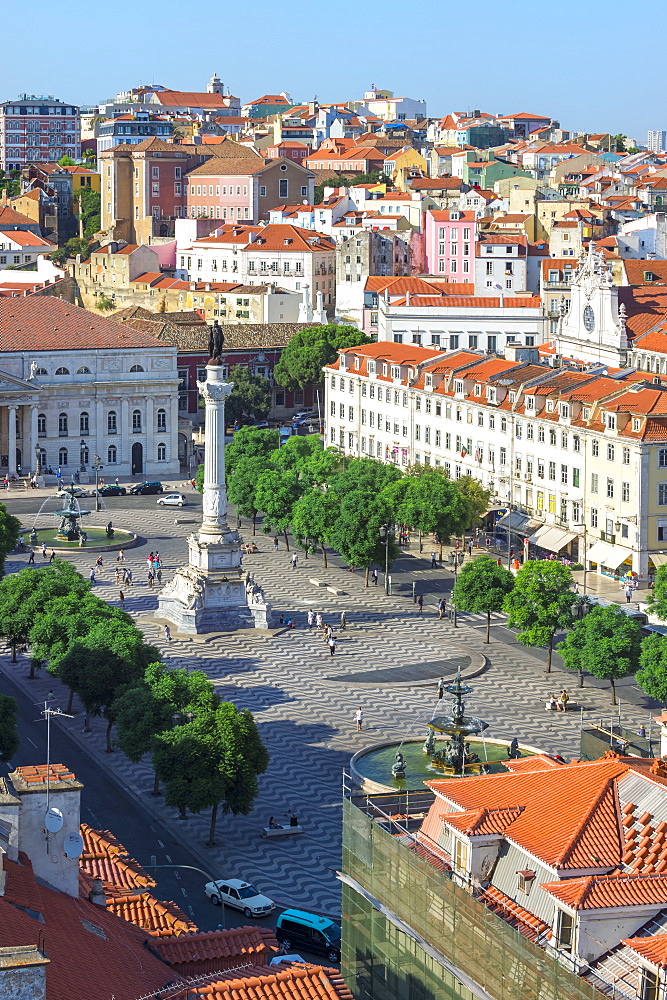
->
[208,321,225,362]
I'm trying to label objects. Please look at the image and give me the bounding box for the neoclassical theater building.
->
[0,296,180,478]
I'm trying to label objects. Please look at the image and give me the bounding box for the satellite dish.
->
[44,807,63,833]
[63,831,84,859]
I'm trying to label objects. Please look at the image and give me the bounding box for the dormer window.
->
[454,379,464,395]
[487,387,497,403]
[583,407,591,419]
[606,413,616,430]
[560,404,570,418]
[382,363,388,376]
[509,391,516,404]
[340,355,347,370]
[640,969,659,1000]
[633,417,641,431]
[391,365,401,379]
[425,375,433,388]
[546,400,555,413]
[354,357,360,370]
[526,396,535,410]
[517,870,536,894]
[474,384,482,396]
[556,909,574,952]
[368,361,376,375]
[452,837,469,873]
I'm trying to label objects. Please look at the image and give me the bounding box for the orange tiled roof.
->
[442,806,524,836]
[541,873,667,910]
[502,754,567,772]
[622,934,667,968]
[190,964,355,1000]
[149,925,277,970]
[106,891,197,936]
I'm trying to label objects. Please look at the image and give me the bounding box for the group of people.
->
[268,812,299,829]
[305,609,348,655]
[547,690,570,712]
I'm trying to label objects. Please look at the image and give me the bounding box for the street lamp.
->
[379,522,393,595]
[92,454,102,512]
[34,444,41,477]
[448,550,464,627]
[573,521,588,597]
[79,438,87,473]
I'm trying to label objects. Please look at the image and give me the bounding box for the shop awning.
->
[586,540,633,569]
[529,525,576,551]
[496,511,529,532]
[650,553,667,568]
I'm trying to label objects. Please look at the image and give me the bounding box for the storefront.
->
[586,539,634,580]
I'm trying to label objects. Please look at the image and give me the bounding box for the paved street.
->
[0,485,661,917]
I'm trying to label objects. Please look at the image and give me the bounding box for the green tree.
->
[291,488,341,567]
[253,469,304,550]
[227,456,267,534]
[390,471,472,558]
[58,155,75,166]
[273,324,371,389]
[314,171,385,203]
[269,434,323,475]
[456,475,492,529]
[95,293,115,312]
[58,621,160,749]
[328,456,403,496]
[226,426,279,479]
[503,560,575,672]
[612,134,627,153]
[0,562,88,665]
[637,634,667,702]
[558,606,642,703]
[205,702,269,844]
[330,489,398,585]
[453,555,515,643]
[225,365,271,426]
[0,695,19,761]
[0,504,20,576]
[72,187,101,240]
[646,563,667,620]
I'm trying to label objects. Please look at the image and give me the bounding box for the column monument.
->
[157,354,271,633]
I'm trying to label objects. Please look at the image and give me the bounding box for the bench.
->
[327,586,344,596]
[309,578,326,587]
[262,825,303,838]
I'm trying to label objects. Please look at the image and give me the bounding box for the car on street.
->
[56,486,93,498]
[95,484,127,497]
[156,492,188,507]
[253,420,270,429]
[293,409,316,421]
[129,481,164,495]
[203,878,275,917]
[275,909,341,963]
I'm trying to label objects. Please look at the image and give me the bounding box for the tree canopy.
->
[558,606,643,703]
[503,560,574,672]
[253,469,304,548]
[291,488,341,566]
[453,555,515,643]
[226,426,279,479]
[0,562,89,662]
[637,634,667,702]
[0,504,19,575]
[0,695,19,761]
[224,365,271,426]
[273,324,372,389]
[646,563,667,621]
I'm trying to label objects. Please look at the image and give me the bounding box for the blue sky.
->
[1,0,663,140]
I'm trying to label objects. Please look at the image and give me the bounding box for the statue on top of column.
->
[208,321,225,364]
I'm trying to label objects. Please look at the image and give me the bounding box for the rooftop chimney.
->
[0,945,49,1000]
[88,877,106,907]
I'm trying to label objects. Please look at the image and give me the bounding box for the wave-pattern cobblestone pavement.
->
[2,510,653,916]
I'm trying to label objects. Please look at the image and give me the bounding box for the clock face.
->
[583,304,595,333]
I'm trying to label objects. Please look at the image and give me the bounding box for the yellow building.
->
[384,147,429,191]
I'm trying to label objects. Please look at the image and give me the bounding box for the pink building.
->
[185,156,314,223]
[266,141,311,162]
[424,208,476,279]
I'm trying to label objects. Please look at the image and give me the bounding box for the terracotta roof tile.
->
[623,934,667,967]
[107,890,197,936]
[542,873,667,910]
[190,963,354,1000]
[441,806,524,836]
[150,925,277,973]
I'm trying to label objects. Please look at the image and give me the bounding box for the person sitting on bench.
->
[289,813,299,827]
[268,816,281,829]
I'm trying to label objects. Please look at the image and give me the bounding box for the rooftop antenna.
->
[40,696,73,853]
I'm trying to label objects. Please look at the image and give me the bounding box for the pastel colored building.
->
[424,209,476,279]
[185,156,314,224]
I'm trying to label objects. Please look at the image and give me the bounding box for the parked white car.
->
[156,493,188,507]
[203,878,275,917]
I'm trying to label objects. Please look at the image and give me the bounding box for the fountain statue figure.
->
[391,749,407,780]
[426,669,490,776]
[54,485,91,542]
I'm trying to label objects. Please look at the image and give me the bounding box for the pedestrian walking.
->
[147,571,154,589]
[28,550,35,564]
[273,536,279,552]
[49,549,56,563]
[625,585,633,604]
[316,612,323,630]
[558,689,569,713]
[372,568,378,586]
[438,598,446,620]
[125,568,133,586]
[355,706,363,731]
[157,568,162,585]
[117,549,125,563]
[164,625,171,642]
[147,552,154,569]
[291,552,298,569]
[100,477,105,488]
[329,636,336,656]
[431,552,437,568]
[417,594,424,614]
[119,589,125,607]
[437,677,445,700]
[89,568,96,584]
[115,568,120,585]
[154,551,160,568]
[340,611,347,630]
[307,610,314,629]
[468,541,473,556]
[115,477,119,487]
[486,537,491,551]
[42,541,47,559]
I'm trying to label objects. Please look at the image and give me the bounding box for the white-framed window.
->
[107,410,117,434]
[107,445,117,464]
[157,408,166,430]
[453,837,469,872]
[157,443,166,461]
[132,409,142,432]
[58,448,68,466]
[79,411,89,434]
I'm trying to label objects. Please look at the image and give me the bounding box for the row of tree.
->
[0,562,268,843]
[453,554,667,702]
[222,427,490,584]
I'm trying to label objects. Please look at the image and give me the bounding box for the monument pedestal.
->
[157,361,272,633]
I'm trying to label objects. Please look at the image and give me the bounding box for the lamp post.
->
[573,521,588,597]
[34,444,41,477]
[79,439,87,473]
[92,454,102,512]
[448,550,464,627]
[379,522,393,595]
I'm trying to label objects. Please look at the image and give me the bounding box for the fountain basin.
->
[351,737,548,793]
[23,526,138,553]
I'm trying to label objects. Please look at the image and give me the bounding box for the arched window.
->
[58,448,68,466]
[157,443,166,461]
[55,367,70,376]
[77,366,91,374]
[80,445,89,466]
[132,409,142,432]
[58,412,68,436]
[130,364,145,372]
[80,411,89,434]
[37,448,46,468]
[157,408,166,430]
[107,445,117,464]
[107,410,117,434]
[37,413,46,436]
[35,367,47,376]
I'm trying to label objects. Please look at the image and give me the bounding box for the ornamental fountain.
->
[425,670,491,777]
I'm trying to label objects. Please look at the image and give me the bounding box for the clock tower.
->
[554,243,628,368]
